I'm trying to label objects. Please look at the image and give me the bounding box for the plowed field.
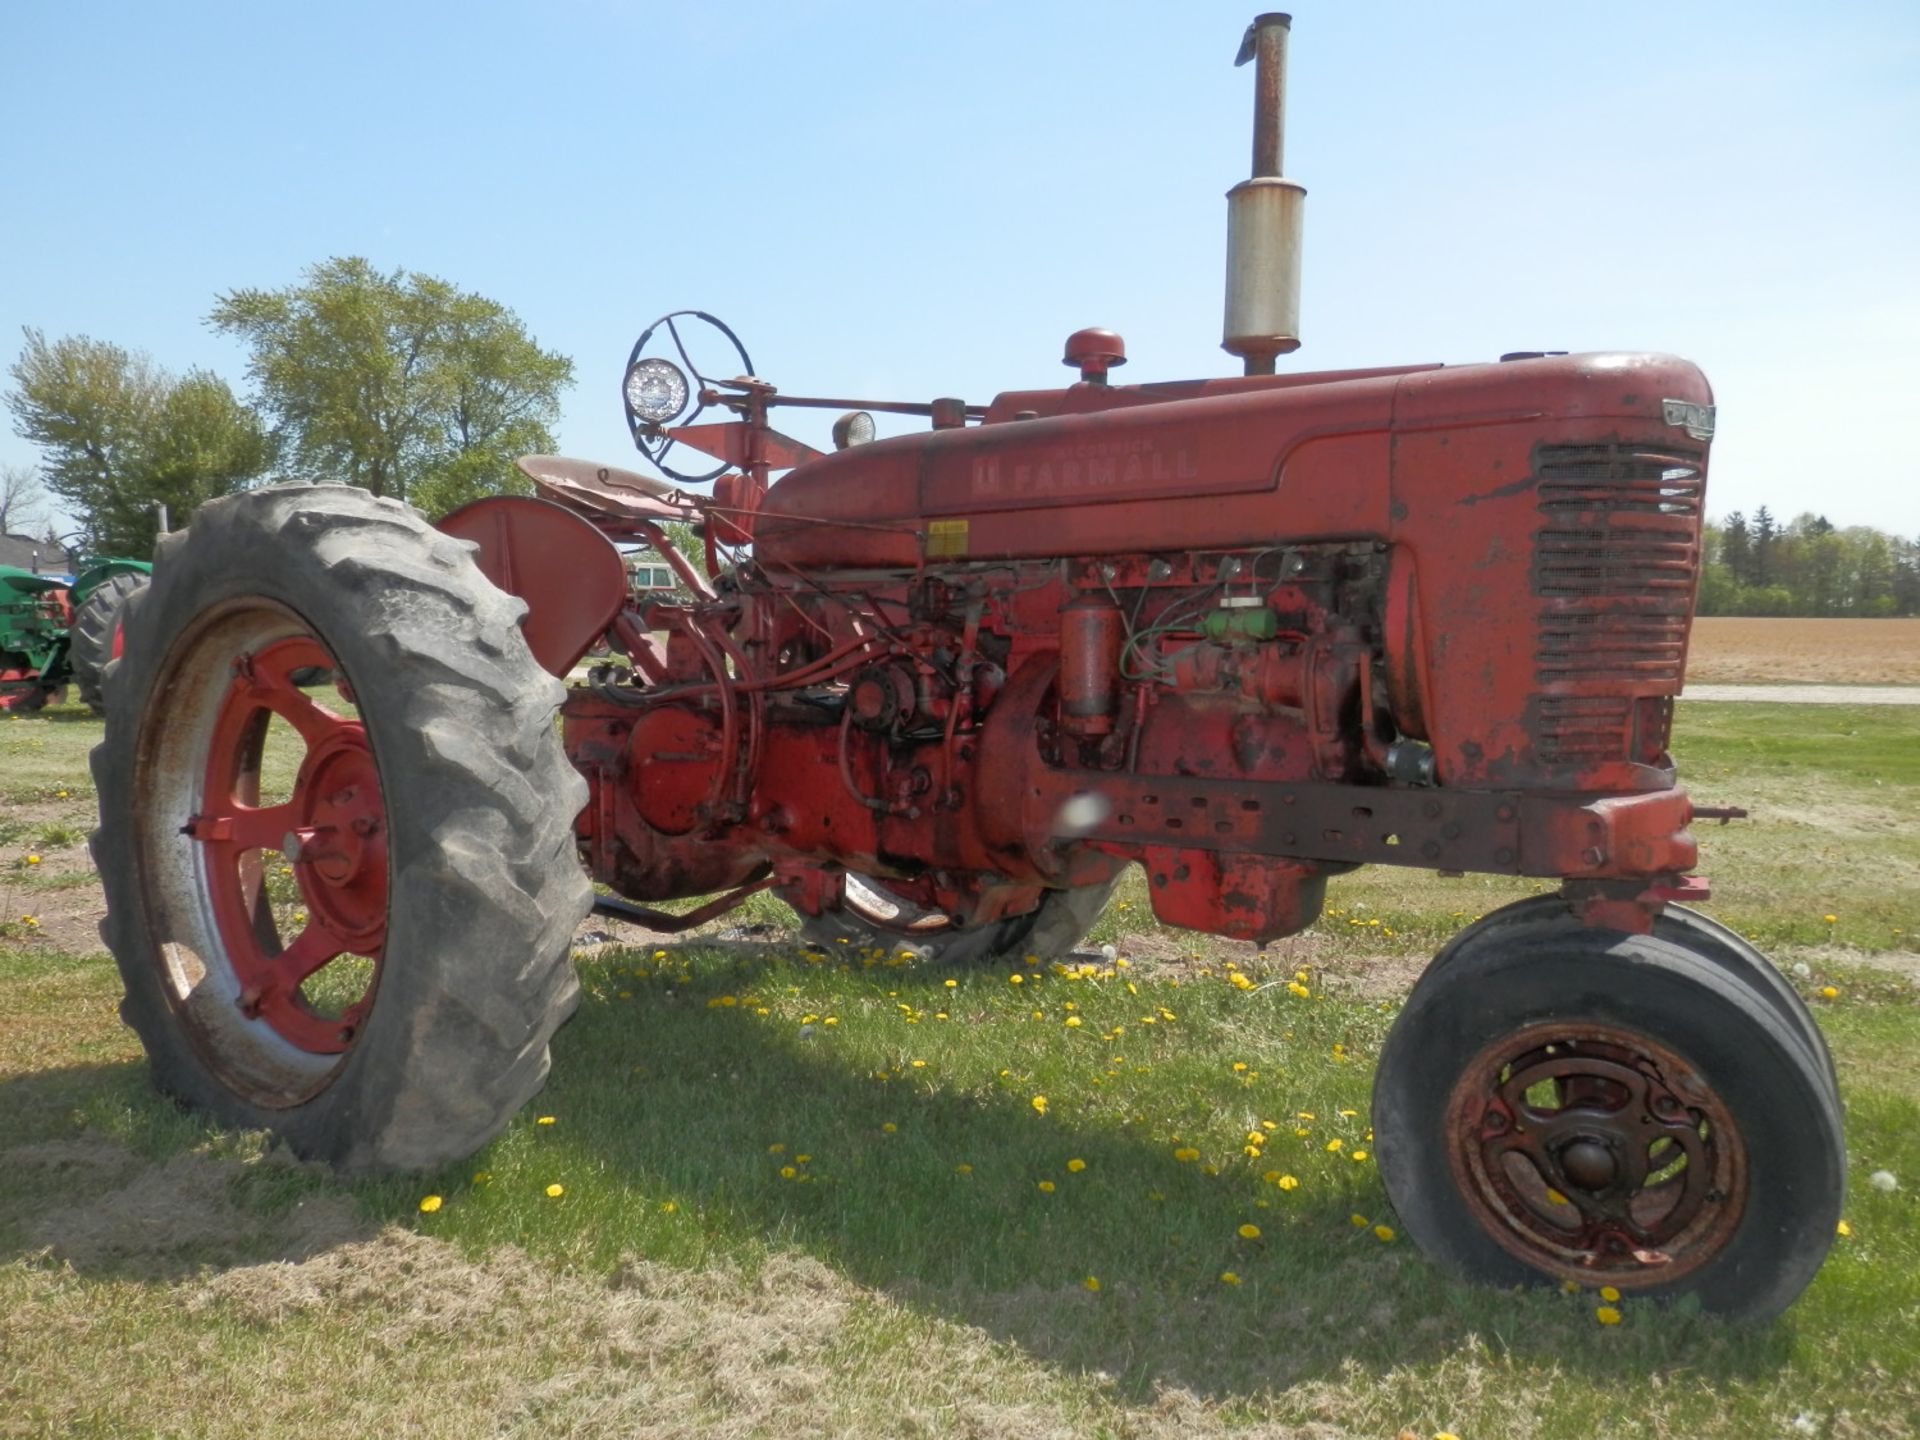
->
[1687,617,1920,684]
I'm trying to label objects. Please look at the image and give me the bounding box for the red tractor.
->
[94,15,1840,1320]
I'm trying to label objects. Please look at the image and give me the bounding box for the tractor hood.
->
[753,352,1713,569]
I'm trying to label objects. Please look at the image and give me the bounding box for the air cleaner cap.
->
[1063,328,1127,385]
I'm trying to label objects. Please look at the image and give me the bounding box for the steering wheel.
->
[622,310,755,485]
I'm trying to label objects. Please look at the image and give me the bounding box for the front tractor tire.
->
[92,484,593,1173]
[1372,914,1844,1321]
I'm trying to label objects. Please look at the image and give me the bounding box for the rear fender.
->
[436,496,628,677]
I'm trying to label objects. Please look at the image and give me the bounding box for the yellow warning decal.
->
[926,518,970,558]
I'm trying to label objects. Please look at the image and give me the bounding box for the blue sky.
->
[3,0,1917,534]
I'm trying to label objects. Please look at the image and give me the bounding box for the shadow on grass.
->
[0,949,1804,1403]
[469,940,1800,1401]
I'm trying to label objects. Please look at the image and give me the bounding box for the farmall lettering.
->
[972,440,1202,501]
[95,13,1842,1325]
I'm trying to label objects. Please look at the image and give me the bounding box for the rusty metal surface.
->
[1445,1020,1748,1289]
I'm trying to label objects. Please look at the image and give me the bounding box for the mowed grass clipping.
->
[0,698,1917,1437]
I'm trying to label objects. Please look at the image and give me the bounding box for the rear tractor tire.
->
[92,484,593,1173]
[801,873,1118,966]
[1372,914,1843,1321]
[70,570,148,715]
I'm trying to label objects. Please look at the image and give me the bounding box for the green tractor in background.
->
[0,558,151,713]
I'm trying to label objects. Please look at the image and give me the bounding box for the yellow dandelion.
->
[1351,1149,1369,1162]
[536,1115,556,1126]
[1820,986,1839,999]
[1287,982,1310,998]
[1038,1180,1056,1193]
[1009,973,1024,985]
[1595,1305,1623,1326]
[1173,1147,1200,1163]
[955,1163,973,1174]
[26,854,40,865]
[944,978,957,988]
[768,1143,786,1153]
[882,1122,897,1133]
[1065,1016,1083,1028]
[1031,1095,1048,1115]
[660,1200,677,1213]
[1837,1219,1852,1237]
[1373,1224,1396,1242]
[1219,1270,1242,1286]
[1599,1285,1621,1303]
[779,1165,797,1179]
[1083,1275,1101,1292]
[910,1058,926,1066]
[545,1183,565,1198]
[1350,1213,1369,1228]
[1325,1138,1344,1153]
[418,1194,443,1214]
[1297,1111,1315,1120]
[795,1154,811,1163]
[1823,913,1837,924]
[472,1170,491,1185]
[1067,1158,1087,1173]
[1238,1223,1262,1240]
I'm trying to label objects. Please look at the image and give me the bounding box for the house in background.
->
[0,533,76,577]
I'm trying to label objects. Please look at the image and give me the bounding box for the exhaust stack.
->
[1222,13,1306,375]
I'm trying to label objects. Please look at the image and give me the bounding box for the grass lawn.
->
[1,701,1916,1438]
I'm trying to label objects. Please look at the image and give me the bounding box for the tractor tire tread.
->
[93,483,591,1174]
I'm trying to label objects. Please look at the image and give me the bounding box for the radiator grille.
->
[1531,442,1703,688]
[1530,441,1704,763]
[1534,695,1634,762]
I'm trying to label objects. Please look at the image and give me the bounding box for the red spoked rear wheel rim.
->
[190,634,386,1056]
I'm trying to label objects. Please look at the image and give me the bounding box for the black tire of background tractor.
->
[1372,919,1844,1321]
[1421,893,1838,1105]
[70,570,148,715]
[801,876,1119,966]
[91,483,593,1173]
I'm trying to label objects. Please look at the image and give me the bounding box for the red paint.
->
[438,496,628,677]
[190,635,385,1054]
[512,342,1711,944]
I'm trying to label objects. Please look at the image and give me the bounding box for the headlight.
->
[624,358,690,425]
[831,411,876,449]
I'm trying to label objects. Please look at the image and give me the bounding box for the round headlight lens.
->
[624,358,690,425]
[832,410,877,449]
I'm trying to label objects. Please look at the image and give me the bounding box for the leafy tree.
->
[1751,506,1778,587]
[1720,511,1752,586]
[209,258,573,515]
[5,329,271,555]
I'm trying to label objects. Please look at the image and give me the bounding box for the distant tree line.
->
[1699,508,1920,617]
[5,258,571,557]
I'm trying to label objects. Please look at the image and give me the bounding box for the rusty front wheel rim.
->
[1444,1020,1748,1290]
